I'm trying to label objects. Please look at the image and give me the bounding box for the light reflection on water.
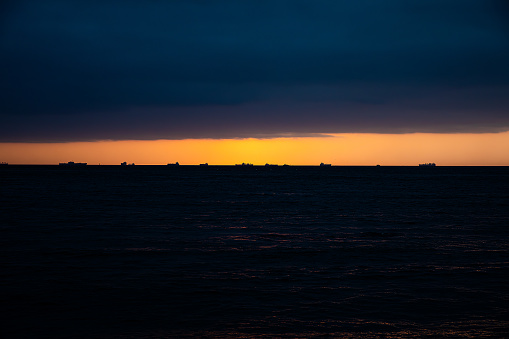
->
[107,319,509,339]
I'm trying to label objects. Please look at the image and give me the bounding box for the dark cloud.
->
[1,0,508,141]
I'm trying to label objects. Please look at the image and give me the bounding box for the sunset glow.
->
[2,132,508,166]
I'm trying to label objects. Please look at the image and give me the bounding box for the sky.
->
[1,1,509,164]
[2,133,509,166]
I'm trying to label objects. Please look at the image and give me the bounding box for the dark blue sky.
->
[1,0,509,142]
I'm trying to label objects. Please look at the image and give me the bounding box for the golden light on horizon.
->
[1,132,509,166]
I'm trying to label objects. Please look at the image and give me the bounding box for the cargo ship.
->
[59,161,87,166]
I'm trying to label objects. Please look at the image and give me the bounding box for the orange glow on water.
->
[1,132,508,165]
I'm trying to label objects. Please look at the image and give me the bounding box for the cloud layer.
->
[1,0,509,141]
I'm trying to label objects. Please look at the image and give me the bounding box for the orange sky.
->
[1,132,509,166]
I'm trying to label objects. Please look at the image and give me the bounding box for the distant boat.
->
[59,161,87,166]
[235,163,253,167]
[121,162,135,166]
[167,162,180,166]
[376,164,381,167]
[0,162,8,166]
[282,164,290,167]
[265,163,278,167]
[200,163,208,166]
[320,163,332,167]
[419,163,436,167]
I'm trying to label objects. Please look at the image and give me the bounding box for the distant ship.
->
[282,164,290,167]
[320,163,332,167]
[0,162,8,166]
[200,163,208,166]
[235,163,253,167]
[265,163,278,167]
[121,162,135,166]
[59,161,87,166]
[419,163,436,167]
[167,162,179,166]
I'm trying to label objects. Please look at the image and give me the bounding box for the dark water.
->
[1,165,508,338]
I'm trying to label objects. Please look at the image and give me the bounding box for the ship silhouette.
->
[59,161,87,166]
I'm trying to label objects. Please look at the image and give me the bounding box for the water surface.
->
[1,166,508,337]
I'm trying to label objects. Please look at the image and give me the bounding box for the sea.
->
[1,165,508,338]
